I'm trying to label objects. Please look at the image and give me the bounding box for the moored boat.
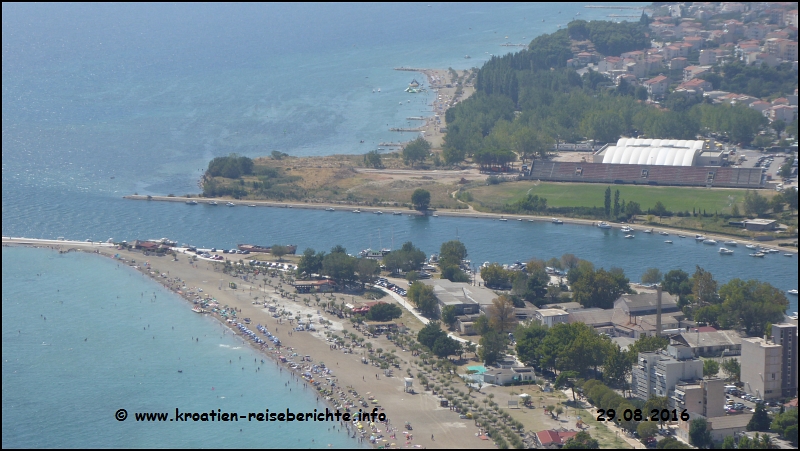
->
[208,201,218,205]
[659,231,669,236]
[552,218,563,224]
[226,202,235,207]
[718,247,734,255]
[597,222,612,229]
[788,289,798,295]
[237,244,298,254]
[664,240,673,244]
[723,240,738,246]
[624,234,634,239]
[392,211,402,215]
[749,252,765,258]
[326,207,335,211]
[185,200,198,205]
[745,244,757,249]
[703,239,718,245]
[643,229,652,233]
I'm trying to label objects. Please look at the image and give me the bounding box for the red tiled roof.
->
[537,430,578,446]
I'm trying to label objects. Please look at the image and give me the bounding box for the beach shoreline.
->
[2,237,495,450]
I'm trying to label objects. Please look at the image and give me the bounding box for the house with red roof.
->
[536,430,578,448]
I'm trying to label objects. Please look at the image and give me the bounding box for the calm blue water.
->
[1,247,355,448]
[2,2,796,448]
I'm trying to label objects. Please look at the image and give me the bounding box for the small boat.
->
[643,229,652,233]
[788,289,798,295]
[185,200,198,205]
[624,234,635,239]
[432,214,439,217]
[703,239,718,245]
[785,254,794,257]
[750,252,765,258]
[192,307,205,313]
[664,240,673,244]
[552,218,563,224]
[695,235,706,241]
[723,240,738,246]
[597,222,612,229]
[248,204,256,207]
[374,211,383,215]
[498,218,507,222]
[745,244,757,249]
[208,201,218,206]
[353,209,361,213]
[621,226,634,232]
[326,207,335,211]
[659,231,669,236]
[226,202,235,207]
[718,248,734,255]
[392,211,402,215]
[678,235,686,238]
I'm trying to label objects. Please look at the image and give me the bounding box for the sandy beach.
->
[3,237,495,449]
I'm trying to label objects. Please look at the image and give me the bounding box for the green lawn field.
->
[467,181,776,214]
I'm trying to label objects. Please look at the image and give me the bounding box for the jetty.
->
[393,67,426,72]
[390,127,422,132]
[406,117,426,121]
[585,5,644,9]
[379,142,405,147]
[500,43,527,47]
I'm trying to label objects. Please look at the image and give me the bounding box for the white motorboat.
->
[703,239,718,245]
[643,229,652,233]
[624,234,635,239]
[248,204,256,207]
[498,218,508,221]
[185,200,198,205]
[374,211,383,215]
[659,231,669,236]
[432,214,439,217]
[664,240,673,244]
[749,252,765,258]
[787,289,798,295]
[678,234,686,238]
[695,235,706,241]
[785,253,794,257]
[723,240,738,246]
[552,218,563,224]
[745,244,757,249]
[621,226,634,232]
[353,209,361,213]
[718,248,734,255]
[597,222,612,229]
[208,201,218,205]
[392,211,402,215]
[226,202,235,207]
[326,207,335,211]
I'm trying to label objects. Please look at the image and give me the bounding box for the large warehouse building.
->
[529,138,764,188]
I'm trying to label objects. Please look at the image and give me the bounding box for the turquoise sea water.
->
[2,3,796,448]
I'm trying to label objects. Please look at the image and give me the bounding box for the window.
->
[575,167,583,176]
[641,169,649,178]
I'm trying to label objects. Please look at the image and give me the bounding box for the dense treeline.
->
[206,154,254,179]
[567,19,650,56]
[699,61,798,99]
[443,20,773,165]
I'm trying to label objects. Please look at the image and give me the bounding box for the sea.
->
[2,3,796,448]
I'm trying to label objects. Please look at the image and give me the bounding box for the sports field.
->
[467,181,776,214]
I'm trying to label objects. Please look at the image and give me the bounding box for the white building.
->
[534,308,569,328]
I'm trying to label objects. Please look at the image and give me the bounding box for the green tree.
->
[562,431,599,449]
[481,263,513,288]
[473,314,490,335]
[418,322,446,353]
[743,190,770,217]
[718,279,789,337]
[747,403,772,432]
[772,409,798,447]
[432,336,462,359]
[441,305,458,330]
[515,321,548,367]
[641,268,663,285]
[366,303,403,321]
[689,418,712,448]
[407,281,438,318]
[403,137,430,167]
[581,111,622,144]
[411,188,431,211]
[692,265,718,306]
[478,329,506,366]
[355,258,380,287]
[721,358,741,382]
[604,186,612,217]
[702,359,720,377]
[572,267,629,309]
[364,150,383,168]
[603,344,631,390]
[625,200,642,219]
[270,244,290,261]
[637,421,658,441]
[297,248,325,277]
[487,295,517,333]
[322,251,356,288]
[613,189,621,217]
[439,240,468,267]
[652,201,668,218]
